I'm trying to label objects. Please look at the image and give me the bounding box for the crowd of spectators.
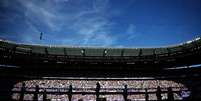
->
[12,79,187,101]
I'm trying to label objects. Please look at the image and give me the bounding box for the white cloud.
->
[17,0,64,31]
[53,0,69,3]
[70,16,116,46]
[93,0,109,12]
[125,24,137,40]
[65,0,117,47]
[127,24,136,34]
[10,0,118,47]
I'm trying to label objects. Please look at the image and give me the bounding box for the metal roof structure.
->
[0,37,200,57]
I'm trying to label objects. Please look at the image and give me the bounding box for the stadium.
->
[1,0,201,101]
[0,37,201,101]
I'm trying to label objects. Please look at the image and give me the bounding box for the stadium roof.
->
[0,37,200,57]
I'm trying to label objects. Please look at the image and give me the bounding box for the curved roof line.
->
[0,37,200,49]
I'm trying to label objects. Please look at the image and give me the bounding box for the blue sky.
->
[0,0,201,48]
